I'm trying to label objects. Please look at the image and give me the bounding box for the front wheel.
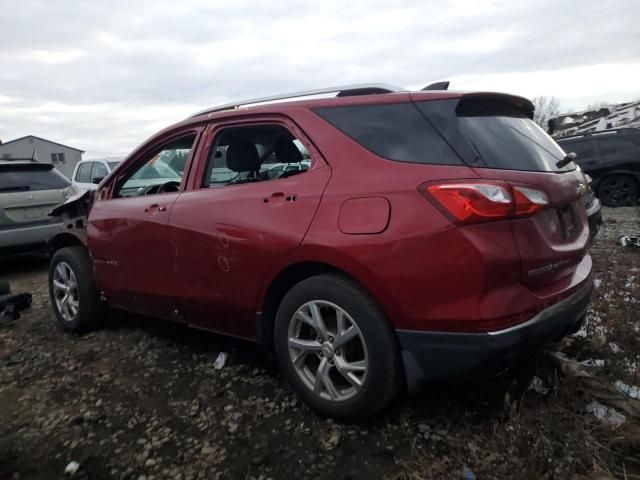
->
[49,246,106,332]
[274,274,402,420]
[598,174,638,207]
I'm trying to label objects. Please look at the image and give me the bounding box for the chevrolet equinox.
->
[48,84,593,419]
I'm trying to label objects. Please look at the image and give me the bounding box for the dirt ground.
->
[1,207,638,480]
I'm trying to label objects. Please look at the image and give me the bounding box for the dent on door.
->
[167,165,332,339]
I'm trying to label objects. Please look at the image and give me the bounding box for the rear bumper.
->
[0,222,63,252]
[397,280,592,391]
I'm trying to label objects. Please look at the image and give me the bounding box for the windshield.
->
[125,152,181,184]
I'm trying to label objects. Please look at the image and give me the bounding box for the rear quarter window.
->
[75,162,93,182]
[313,103,462,165]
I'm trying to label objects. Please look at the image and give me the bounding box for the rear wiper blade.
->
[0,185,30,192]
[556,152,577,169]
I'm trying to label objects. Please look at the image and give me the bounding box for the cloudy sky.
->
[1,0,638,158]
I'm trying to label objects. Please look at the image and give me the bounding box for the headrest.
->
[226,142,261,173]
[274,138,303,164]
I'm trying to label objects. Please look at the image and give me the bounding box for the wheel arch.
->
[256,255,400,351]
[48,232,86,253]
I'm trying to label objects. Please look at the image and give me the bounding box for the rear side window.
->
[75,162,93,182]
[417,98,572,172]
[313,103,462,165]
[92,162,108,180]
[202,124,311,187]
[0,166,70,192]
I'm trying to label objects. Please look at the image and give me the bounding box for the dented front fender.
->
[48,189,94,248]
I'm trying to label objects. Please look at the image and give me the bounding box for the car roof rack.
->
[558,127,640,140]
[190,83,406,117]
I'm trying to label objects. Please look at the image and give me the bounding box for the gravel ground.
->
[1,207,638,480]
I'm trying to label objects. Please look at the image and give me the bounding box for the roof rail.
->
[557,127,640,140]
[190,83,406,118]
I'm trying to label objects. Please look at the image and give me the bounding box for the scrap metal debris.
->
[64,461,80,475]
[0,279,32,325]
[617,234,640,248]
[615,380,640,400]
[213,352,228,370]
[321,428,342,451]
[528,376,549,395]
[549,352,640,423]
[585,401,626,427]
[580,358,606,368]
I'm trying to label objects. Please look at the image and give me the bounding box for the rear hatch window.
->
[0,164,70,192]
[415,95,573,172]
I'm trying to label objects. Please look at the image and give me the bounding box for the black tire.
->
[274,274,402,420]
[48,246,106,332]
[597,174,638,207]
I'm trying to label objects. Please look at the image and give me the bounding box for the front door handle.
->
[263,193,297,205]
[263,192,285,205]
[144,203,167,214]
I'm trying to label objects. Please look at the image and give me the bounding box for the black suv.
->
[557,128,640,207]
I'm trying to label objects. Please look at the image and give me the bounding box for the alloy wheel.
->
[287,300,368,402]
[600,175,636,207]
[52,261,79,322]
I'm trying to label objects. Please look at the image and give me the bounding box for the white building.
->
[0,135,84,179]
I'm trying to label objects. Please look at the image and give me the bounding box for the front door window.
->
[115,135,195,197]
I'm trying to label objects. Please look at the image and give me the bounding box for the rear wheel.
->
[274,274,401,420]
[49,246,106,332]
[598,174,638,207]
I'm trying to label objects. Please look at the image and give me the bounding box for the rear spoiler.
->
[0,162,54,171]
[456,92,535,119]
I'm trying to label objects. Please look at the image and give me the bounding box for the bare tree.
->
[532,96,560,132]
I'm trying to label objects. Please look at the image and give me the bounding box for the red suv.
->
[48,84,593,419]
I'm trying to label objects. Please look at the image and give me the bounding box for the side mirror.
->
[91,176,105,184]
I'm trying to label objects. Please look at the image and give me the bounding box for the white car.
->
[71,158,122,192]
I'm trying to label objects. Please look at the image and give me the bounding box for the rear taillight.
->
[420,181,548,224]
[512,186,549,216]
